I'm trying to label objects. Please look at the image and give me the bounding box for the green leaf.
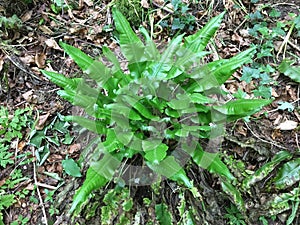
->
[273,158,300,190]
[242,151,292,191]
[161,34,184,65]
[253,85,272,99]
[85,60,112,85]
[188,48,255,92]
[166,93,190,110]
[112,7,145,63]
[144,34,183,79]
[70,152,121,215]
[120,95,159,120]
[147,156,193,188]
[277,101,294,112]
[63,115,106,134]
[175,48,210,70]
[41,70,82,90]
[286,200,299,225]
[221,180,245,212]
[279,60,300,83]
[241,66,261,83]
[213,99,272,119]
[144,143,168,163]
[59,41,94,71]
[212,47,256,85]
[184,12,225,52]
[102,46,121,72]
[189,144,235,181]
[155,203,173,225]
[189,93,216,104]
[0,194,15,209]
[62,158,82,177]
[139,26,160,61]
[106,103,142,120]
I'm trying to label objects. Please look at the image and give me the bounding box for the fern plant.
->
[42,8,272,216]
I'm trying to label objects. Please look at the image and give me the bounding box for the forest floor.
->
[0,0,300,224]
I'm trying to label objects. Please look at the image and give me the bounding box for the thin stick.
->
[276,23,295,60]
[244,121,287,150]
[30,110,48,225]
[32,155,48,225]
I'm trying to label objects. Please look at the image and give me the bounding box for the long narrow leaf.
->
[112,7,145,63]
[193,47,256,92]
[41,70,82,90]
[144,34,184,79]
[69,152,121,215]
[190,145,235,181]
[221,180,245,212]
[242,151,292,191]
[184,12,226,52]
[273,158,300,190]
[139,26,160,61]
[64,115,107,134]
[59,41,94,71]
[147,156,193,188]
[213,99,272,118]
[278,60,300,83]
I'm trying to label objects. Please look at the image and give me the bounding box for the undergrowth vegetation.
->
[42,7,274,223]
[1,0,300,224]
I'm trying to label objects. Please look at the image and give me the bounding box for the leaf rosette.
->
[42,7,272,215]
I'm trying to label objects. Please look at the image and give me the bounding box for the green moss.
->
[115,0,144,28]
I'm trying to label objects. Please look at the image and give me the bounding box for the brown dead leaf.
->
[239,29,249,37]
[236,124,247,136]
[0,54,5,72]
[19,55,35,65]
[286,85,297,101]
[271,129,282,140]
[18,141,27,151]
[21,10,32,22]
[0,178,6,187]
[25,183,35,191]
[47,154,63,163]
[232,33,250,46]
[39,25,53,35]
[294,111,300,122]
[273,114,283,126]
[271,88,279,98]
[153,0,164,6]
[45,38,63,51]
[35,112,50,130]
[35,52,46,68]
[22,90,34,102]
[68,143,81,154]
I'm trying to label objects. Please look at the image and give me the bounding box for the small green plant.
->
[42,8,272,216]
[50,0,72,14]
[0,194,15,225]
[99,185,133,224]
[159,0,196,34]
[0,107,30,143]
[29,113,74,166]
[245,6,299,98]
[0,106,32,224]
[114,0,145,28]
[0,106,31,168]
[224,203,247,225]
[10,215,30,225]
[0,14,22,30]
